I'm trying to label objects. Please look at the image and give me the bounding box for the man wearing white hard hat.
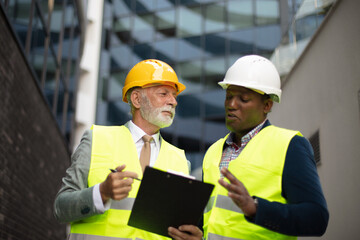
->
[169,55,329,240]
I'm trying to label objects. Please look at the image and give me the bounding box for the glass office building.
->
[1,0,84,145]
[97,0,294,173]
[271,0,335,77]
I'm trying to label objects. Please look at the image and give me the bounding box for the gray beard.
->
[140,95,175,128]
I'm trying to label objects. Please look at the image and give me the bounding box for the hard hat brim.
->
[218,81,281,103]
[122,81,186,103]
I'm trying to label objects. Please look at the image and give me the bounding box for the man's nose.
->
[168,94,177,107]
[226,98,237,109]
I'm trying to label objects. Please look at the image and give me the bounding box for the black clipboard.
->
[128,166,214,237]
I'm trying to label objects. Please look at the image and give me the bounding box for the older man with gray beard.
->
[54,59,190,240]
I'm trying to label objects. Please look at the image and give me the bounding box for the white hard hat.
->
[218,55,282,103]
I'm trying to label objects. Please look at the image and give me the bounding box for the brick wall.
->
[0,8,69,240]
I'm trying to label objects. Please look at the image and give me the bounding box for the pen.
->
[109,169,141,181]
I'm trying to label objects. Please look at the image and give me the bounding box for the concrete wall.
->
[269,0,360,239]
[0,7,69,240]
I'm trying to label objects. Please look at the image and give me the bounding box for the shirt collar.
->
[226,119,268,148]
[127,120,160,147]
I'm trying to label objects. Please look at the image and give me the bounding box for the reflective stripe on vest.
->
[111,198,135,211]
[208,233,243,240]
[215,195,243,214]
[203,125,301,240]
[69,234,144,240]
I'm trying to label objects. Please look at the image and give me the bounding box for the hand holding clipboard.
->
[128,166,214,238]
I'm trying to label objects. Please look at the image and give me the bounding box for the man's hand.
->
[168,225,203,240]
[218,167,257,217]
[99,164,138,203]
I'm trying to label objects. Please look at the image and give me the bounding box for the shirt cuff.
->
[93,183,111,213]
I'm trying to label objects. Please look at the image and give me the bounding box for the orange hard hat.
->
[122,59,186,103]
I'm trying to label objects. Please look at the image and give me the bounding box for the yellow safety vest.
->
[70,125,189,240]
[203,125,301,240]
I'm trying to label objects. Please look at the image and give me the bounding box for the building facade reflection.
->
[97,0,289,174]
[1,0,85,146]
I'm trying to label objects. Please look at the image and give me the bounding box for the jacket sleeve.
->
[54,130,100,223]
[249,135,329,236]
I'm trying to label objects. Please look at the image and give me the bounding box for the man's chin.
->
[154,118,173,128]
[225,121,237,133]
[158,124,171,128]
[162,120,174,128]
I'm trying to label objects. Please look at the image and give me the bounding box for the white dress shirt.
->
[93,120,161,212]
[128,120,160,167]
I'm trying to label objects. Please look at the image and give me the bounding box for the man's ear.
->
[264,98,273,114]
[131,89,142,109]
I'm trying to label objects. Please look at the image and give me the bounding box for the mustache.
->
[159,106,175,116]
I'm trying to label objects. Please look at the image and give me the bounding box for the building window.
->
[255,0,280,25]
[155,9,176,39]
[228,0,254,30]
[204,2,226,34]
[178,6,202,37]
[133,13,154,43]
[309,130,321,166]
